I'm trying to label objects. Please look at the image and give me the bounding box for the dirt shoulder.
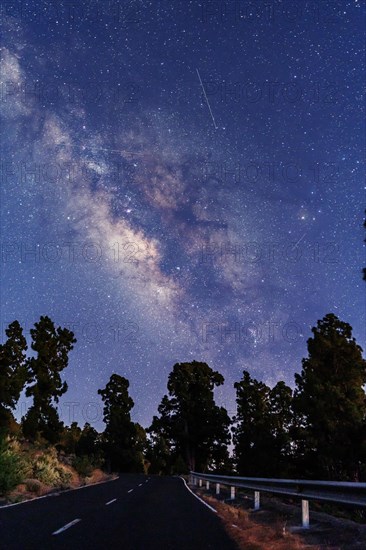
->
[192,485,366,550]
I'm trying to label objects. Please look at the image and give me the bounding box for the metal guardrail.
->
[190,471,366,528]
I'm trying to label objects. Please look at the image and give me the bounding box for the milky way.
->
[1,0,364,429]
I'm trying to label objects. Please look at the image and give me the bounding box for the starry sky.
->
[1,0,365,430]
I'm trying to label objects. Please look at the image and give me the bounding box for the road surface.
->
[0,475,239,549]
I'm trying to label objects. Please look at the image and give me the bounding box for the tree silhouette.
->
[98,374,143,472]
[268,381,294,476]
[76,423,100,457]
[292,313,366,480]
[62,421,82,454]
[0,321,28,432]
[150,361,231,473]
[363,210,366,281]
[233,372,293,477]
[233,371,271,476]
[22,316,76,443]
[145,434,171,475]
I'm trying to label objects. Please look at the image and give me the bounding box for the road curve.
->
[0,475,239,549]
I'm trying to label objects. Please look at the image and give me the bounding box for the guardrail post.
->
[254,491,260,510]
[193,476,197,486]
[199,479,202,487]
[206,481,210,490]
[302,500,310,528]
[216,483,220,495]
[230,486,235,500]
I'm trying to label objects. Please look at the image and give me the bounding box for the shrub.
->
[58,467,72,487]
[0,437,25,494]
[73,455,93,477]
[32,447,71,487]
[24,478,42,495]
[33,453,61,485]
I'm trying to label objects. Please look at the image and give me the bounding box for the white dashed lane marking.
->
[52,519,81,535]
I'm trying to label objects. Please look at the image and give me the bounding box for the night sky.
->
[1,0,365,430]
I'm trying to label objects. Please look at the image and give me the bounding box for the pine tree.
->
[76,423,100,457]
[0,321,28,432]
[22,316,76,443]
[233,370,271,476]
[145,434,171,475]
[98,374,143,472]
[150,361,231,473]
[62,421,82,454]
[268,381,293,476]
[292,313,366,480]
[363,210,366,281]
[233,371,293,477]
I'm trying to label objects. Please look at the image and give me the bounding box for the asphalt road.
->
[0,475,239,550]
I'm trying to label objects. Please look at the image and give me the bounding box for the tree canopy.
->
[22,316,76,443]
[0,321,28,431]
[150,361,231,473]
[98,374,144,472]
[292,313,366,480]
[233,371,293,477]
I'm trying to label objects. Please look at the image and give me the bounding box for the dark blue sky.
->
[1,0,365,429]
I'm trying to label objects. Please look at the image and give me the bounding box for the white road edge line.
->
[0,476,119,509]
[128,489,134,493]
[52,519,81,535]
[179,477,217,514]
[105,498,117,505]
